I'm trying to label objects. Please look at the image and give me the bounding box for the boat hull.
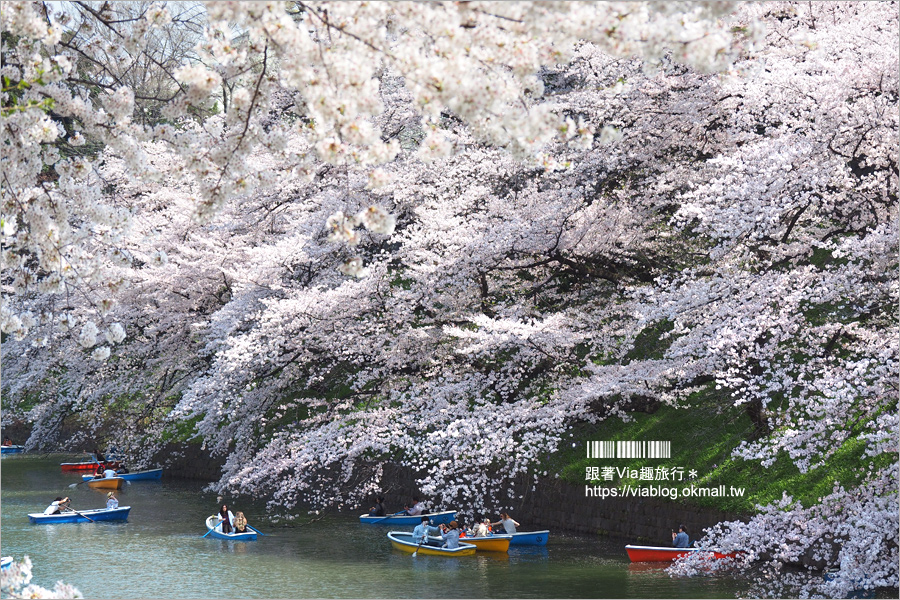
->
[85,477,125,489]
[625,545,737,562]
[460,535,512,552]
[508,530,550,546]
[28,507,131,524]
[83,468,162,482]
[387,531,476,556]
[61,460,122,472]
[359,510,456,525]
[205,516,257,541]
[1,445,24,454]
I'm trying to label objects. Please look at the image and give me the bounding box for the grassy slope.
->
[542,386,879,514]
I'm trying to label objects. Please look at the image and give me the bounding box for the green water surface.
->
[0,454,746,599]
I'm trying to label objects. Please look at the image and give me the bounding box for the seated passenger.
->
[672,525,690,548]
[473,518,491,537]
[439,521,461,549]
[233,511,248,533]
[367,495,386,517]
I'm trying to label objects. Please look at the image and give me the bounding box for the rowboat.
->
[1,445,24,454]
[625,545,738,562]
[85,477,125,490]
[61,459,122,472]
[508,530,550,546]
[459,534,512,552]
[204,516,257,541]
[28,506,131,524]
[359,510,457,525]
[387,531,476,556]
[82,468,162,482]
[1,557,13,569]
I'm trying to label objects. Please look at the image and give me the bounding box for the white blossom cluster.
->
[0,556,82,599]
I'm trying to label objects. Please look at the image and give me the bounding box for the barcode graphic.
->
[587,440,670,459]
[587,441,616,459]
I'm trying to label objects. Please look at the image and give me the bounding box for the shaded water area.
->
[1,455,747,598]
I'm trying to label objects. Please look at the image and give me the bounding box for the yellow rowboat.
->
[387,531,476,557]
[459,534,512,552]
[86,477,124,490]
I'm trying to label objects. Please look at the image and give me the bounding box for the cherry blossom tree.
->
[0,557,82,599]
[1,2,897,597]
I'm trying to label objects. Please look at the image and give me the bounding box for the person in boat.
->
[3,437,11,446]
[93,449,106,462]
[115,464,129,474]
[94,464,106,478]
[472,517,491,537]
[368,495,386,517]
[233,511,248,533]
[103,466,118,479]
[672,524,690,548]
[43,496,71,515]
[217,504,234,534]
[491,512,520,534]
[413,516,440,544]
[403,496,426,516]
[106,492,119,510]
[438,520,461,549]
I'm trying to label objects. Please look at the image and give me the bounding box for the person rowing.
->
[412,516,440,545]
[43,496,71,515]
[216,504,235,533]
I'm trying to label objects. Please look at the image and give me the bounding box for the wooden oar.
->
[247,525,267,536]
[373,510,406,523]
[202,516,219,537]
[411,536,426,557]
[65,507,95,523]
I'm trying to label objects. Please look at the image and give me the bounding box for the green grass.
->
[543,386,884,514]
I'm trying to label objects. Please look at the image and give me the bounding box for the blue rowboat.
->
[387,531,476,556]
[205,516,257,541]
[508,530,550,546]
[28,506,131,524]
[359,510,456,525]
[82,468,162,482]
[1,445,24,454]
[1,557,13,569]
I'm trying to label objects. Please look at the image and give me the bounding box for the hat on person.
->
[107,492,115,498]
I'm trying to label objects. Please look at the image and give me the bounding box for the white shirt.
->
[500,518,517,533]
[407,501,425,516]
[44,500,65,515]
[106,497,119,509]
[104,469,117,478]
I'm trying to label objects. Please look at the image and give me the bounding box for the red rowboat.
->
[60,459,122,472]
[625,545,737,562]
